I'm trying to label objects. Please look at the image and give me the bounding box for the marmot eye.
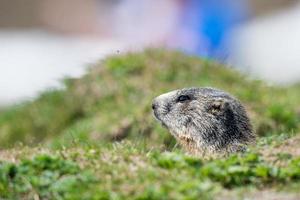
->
[177,95,190,102]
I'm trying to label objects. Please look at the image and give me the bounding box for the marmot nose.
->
[152,102,157,110]
[152,100,159,110]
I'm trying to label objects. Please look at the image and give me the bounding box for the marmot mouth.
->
[153,112,168,128]
[156,119,167,128]
[156,117,168,128]
[160,121,168,128]
[153,111,161,121]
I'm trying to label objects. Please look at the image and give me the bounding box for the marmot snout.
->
[152,87,255,157]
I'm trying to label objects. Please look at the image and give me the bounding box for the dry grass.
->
[260,134,300,166]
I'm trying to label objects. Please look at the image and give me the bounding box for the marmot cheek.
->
[183,117,192,127]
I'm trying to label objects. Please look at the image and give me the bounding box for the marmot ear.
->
[209,98,229,115]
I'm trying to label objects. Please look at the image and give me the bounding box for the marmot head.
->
[152,87,255,156]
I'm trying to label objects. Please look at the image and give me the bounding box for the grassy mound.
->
[0,49,300,199]
[0,49,299,148]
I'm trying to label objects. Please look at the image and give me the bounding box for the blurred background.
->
[1,0,300,105]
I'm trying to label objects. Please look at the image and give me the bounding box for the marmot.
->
[152,87,255,157]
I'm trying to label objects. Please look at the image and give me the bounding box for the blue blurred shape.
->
[178,0,249,60]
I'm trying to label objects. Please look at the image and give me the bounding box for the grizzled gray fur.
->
[152,87,255,157]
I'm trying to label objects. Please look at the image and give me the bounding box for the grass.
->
[0,139,300,199]
[0,49,299,199]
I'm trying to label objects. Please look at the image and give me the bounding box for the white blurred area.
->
[229,2,300,84]
[0,30,126,104]
[113,0,178,46]
[0,0,300,105]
